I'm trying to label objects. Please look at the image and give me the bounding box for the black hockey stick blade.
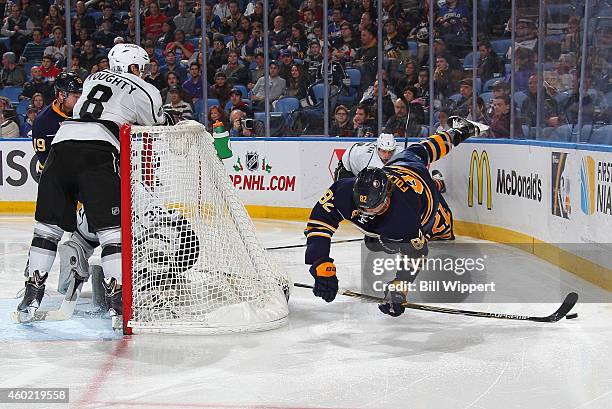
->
[294,283,579,323]
[529,291,579,323]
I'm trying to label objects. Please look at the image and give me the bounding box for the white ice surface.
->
[0,216,610,409]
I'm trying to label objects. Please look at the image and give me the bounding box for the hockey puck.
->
[566,313,578,319]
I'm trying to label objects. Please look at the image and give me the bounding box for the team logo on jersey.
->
[111,207,120,215]
[468,150,492,210]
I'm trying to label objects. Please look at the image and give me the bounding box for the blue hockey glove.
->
[309,257,338,303]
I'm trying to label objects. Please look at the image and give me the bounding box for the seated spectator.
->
[356,11,375,34]
[227,28,248,57]
[428,39,462,74]
[43,26,68,65]
[414,67,430,100]
[220,50,250,86]
[21,27,46,62]
[21,66,54,103]
[251,61,287,110]
[285,64,309,100]
[101,3,123,33]
[92,20,117,50]
[208,35,229,79]
[164,30,195,61]
[163,0,180,19]
[491,79,510,99]
[0,108,20,138]
[360,79,397,124]
[173,1,195,37]
[143,39,165,67]
[393,59,419,95]
[248,52,265,89]
[31,93,45,111]
[544,53,576,94]
[562,16,581,54]
[160,50,187,83]
[42,5,65,37]
[163,86,194,120]
[182,62,203,101]
[332,22,358,63]
[271,0,299,27]
[434,55,455,100]
[157,20,176,50]
[75,28,91,55]
[436,107,452,133]
[384,97,409,137]
[161,71,185,104]
[521,74,560,128]
[39,55,61,81]
[301,7,317,38]
[94,55,110,73]
[221,0,243,35]
[383,18,407,55]
[244,23,264,58]
[435,0,470,55]
[328,8,348,40]
[467,96,489,125]
[303,0,324,22]
[229,108,265,137]
[209,71,232,108]
[226,87,253,117]
[304,41,323,78]
[123,18,138,44]
[330,105,353,137]
[511,47,536,93]
[271,17,291,53]
[287,23,309,59]
[477,40,505,84]
[278,49,296,81]
[247,1,264,25]
[144,1,167,41]
[1,3,34,57]
[79,40,101,72]
[489,95,523,138]
[21,104,38,137]
[207,105,229,129]
[354,26,378,87]
[195,3,222,36]
[213,0,231,21]
[351,104,377,137]
[382,0,405,23]
[145,60,165,91]
[74,1,96,33]
[0,52,26,86]
[69,54,89,80]
[449,78,473,118]
[559,71,596,125]
[402,86,426,131]
[507,19,538,60]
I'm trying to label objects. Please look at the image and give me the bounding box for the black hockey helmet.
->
[55,71,84,95]
[353,167,390,211]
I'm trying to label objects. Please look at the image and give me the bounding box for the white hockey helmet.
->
[108,43,151,76]
[376,133,397,151]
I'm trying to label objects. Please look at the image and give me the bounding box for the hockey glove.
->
[378,280,407,317]
[309,257,338,303]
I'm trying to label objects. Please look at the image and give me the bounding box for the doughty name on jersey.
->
[88,71,139,94]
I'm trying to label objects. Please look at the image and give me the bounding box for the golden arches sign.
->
[468,150,492,210]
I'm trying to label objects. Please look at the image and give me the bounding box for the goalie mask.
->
[353,167,391,213]
[108,43,151,77]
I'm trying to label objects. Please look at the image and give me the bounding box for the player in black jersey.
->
[304,117,487,316]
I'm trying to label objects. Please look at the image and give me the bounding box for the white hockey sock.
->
[27,223,64,278]
[97,228,122,284]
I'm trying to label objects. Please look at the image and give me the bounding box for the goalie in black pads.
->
[16,43,180,329]
[305,117,487,316]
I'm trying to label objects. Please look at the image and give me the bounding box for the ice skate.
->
[14,271,48,323]
[448,116,489,144]
[102,277,123,330]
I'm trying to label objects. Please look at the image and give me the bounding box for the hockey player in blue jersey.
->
[305,117,487,316]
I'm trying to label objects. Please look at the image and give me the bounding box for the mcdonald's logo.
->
[468,150,492,209]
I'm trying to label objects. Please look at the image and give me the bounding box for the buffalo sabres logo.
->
[246,152,259,171]
[373,180,380,188]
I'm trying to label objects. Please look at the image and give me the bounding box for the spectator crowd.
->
[0,0,609,141]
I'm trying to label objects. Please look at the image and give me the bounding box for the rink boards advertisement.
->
[1,137,610,288]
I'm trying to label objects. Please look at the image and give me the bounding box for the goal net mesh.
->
[124,121,289,334]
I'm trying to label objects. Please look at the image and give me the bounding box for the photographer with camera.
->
[229,108,265,137]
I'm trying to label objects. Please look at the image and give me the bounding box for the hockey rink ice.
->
[0,215,611,409]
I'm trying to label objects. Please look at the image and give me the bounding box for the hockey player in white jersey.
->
[16,44,178,329]
[334,133,401,180]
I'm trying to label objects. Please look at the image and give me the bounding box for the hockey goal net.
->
[120,121,290,334]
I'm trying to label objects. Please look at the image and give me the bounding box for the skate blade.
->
[110,314,123,331]
[12,309,35,324]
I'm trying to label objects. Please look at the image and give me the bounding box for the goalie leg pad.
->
[57,239,91,294]
[27,223,64,278]
[97,228,122,284]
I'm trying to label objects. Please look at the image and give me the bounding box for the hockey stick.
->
[294,283,579,323]
[12,274,86,323]
[265,238,363,251]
